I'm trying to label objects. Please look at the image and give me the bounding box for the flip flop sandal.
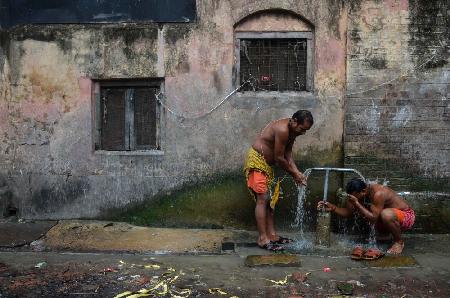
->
[351,246,365,260]
[273,236,294,244]
[362,248,384,260]
[258,241,285,252]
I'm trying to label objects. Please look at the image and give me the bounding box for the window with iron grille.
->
[236,32,313,92]
[93,80,162,151]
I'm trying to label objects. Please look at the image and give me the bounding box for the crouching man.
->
[317,178,415,254]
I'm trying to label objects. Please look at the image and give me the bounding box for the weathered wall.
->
[0,28,13,216]
[345,0,449,231]
[0,0,448,232]
[0,0,348,223]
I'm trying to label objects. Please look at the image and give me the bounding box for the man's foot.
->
[272,236,294,244]
[258,241,285,252]
[387,240,404,255]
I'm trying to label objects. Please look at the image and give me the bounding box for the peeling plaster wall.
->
[0,1,448,231]
[345,0,449,229]
[0,0,350,220]
[345,0,449,184]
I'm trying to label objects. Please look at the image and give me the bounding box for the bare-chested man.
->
[244,110,313,251]
[318,178,415,254]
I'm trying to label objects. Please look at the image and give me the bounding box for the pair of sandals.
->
[258,236,294,252]
[351,246,384,260]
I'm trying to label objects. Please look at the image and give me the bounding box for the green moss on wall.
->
[105,145,346,230]
[103,26,158,44]
[106,173,255,229]
[295,143,344,169]
[164,24,194,45]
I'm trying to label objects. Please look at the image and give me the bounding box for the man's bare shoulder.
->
[271,118,290,134]
[372,184,398,200]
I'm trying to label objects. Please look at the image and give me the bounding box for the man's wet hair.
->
[292,110,313,125]
[346,178,367,194]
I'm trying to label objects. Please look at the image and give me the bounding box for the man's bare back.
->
[367,184,410,210]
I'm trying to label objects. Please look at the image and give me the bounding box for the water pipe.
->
[302,167,366,247]
[304,167,366,204]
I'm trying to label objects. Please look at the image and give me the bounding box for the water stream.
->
[289,168,376,253]
[290,169,314,250]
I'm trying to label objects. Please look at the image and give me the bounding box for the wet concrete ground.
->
[0,220,449,297]
[1,249,449,297]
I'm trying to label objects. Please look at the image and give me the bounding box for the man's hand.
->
[348,194,358,205]
[317,201,336,212]
[293,171,307,186]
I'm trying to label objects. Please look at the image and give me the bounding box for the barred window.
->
[235,32,313,92]
[93,80,162,151]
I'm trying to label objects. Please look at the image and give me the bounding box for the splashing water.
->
[291,169,312,231]
[291,169,315,251]
[368,224,377,247]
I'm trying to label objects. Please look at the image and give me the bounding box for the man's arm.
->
[285,140,300,170]
[350,193,384,224]
[318,200,354,218]
[274,129,304,184]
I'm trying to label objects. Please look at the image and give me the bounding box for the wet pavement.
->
[0,220,449,297]
[0,221,56,248]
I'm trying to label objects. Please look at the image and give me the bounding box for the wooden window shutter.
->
[134,87,158,150]
[101,88,126,150]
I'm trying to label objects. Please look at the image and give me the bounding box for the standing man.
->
[317,178,415,255]
[244,110,313,251]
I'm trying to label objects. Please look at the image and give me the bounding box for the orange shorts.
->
[377,208,415,231]
[247,171,268,194]
[394,208,415,230]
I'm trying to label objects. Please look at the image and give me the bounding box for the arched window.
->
[234,10,314,92]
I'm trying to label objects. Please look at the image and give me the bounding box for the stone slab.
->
[245,254,301,267]
[43,220,234,253]
[364,255,418,267]
[0,221,57,247]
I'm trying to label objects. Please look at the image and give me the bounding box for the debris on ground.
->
[347,280,365,287]
[208,287,228,295]
[337,282,354,295]
[103,267,119,273]
[290,272,310,283]
[34,262,47,269]
[265,275,289,285]
[144,264,161,269]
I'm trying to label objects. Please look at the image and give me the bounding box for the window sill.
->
[94,150,164,156]
[232,91,317,110]
[236,90,315,99]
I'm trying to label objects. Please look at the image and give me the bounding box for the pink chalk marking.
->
[384,0,408,12]
[78,77,92,103]
[316,38,345,72]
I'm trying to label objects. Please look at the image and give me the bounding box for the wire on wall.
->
[154,42,447,120]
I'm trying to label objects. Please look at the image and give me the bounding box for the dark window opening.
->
[239,38,307,92]
[1,0,197,28]
[96,80,161,151]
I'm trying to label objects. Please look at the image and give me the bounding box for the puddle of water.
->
[285,232,364,254]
